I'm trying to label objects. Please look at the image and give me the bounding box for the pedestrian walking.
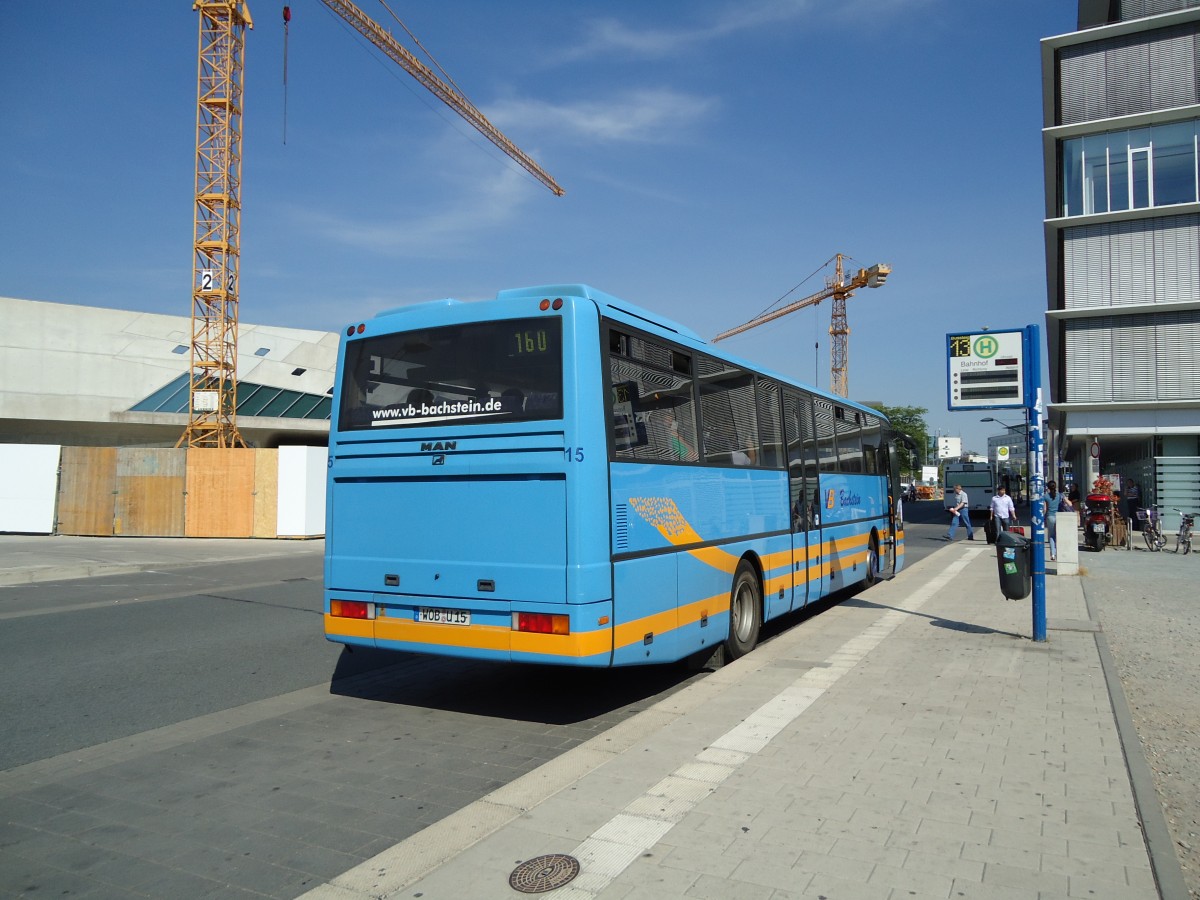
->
[990,485,1017,533]
[944,484,975,541]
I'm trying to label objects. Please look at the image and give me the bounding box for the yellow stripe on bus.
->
[324,614,374,641]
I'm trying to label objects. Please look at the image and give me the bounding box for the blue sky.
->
[1,1,1075,454]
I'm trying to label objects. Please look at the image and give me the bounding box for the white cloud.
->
[488,89,718,143]
[289,154,535,258]
[562,2,810,60]
[558,0,931,61]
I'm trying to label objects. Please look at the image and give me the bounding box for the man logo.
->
[432,454,446,466]
[420,441,457,452]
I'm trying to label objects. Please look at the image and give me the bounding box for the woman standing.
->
[1045,481,1061,561]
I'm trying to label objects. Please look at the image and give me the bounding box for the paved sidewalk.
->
[305,546,1173,900]
[0,534,322,586]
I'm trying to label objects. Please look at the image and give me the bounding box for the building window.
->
[1062,121,1200,216]
[1058,23,1200,126]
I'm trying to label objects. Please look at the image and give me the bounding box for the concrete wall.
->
[0,295,337,448]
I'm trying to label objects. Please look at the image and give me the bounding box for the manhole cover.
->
[509,854,581,893]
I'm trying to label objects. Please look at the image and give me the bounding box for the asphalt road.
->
[0,555,337,770]
[0,555,716,898]
[0,508,953,774]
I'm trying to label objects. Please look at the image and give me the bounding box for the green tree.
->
[867,403,930,479]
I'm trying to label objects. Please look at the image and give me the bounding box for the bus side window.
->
[608,328,698,463]
[756,379,783,469]
[861,414,881,474]
[814,398,838,474]
[697,356,759,466]
[835,407,863,474]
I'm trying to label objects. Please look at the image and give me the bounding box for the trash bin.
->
[995,529,1032,600]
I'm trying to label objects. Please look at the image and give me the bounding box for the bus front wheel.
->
[726,561,762,660]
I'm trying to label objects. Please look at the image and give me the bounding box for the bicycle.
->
[1171,509,1195,555]
[1139,508,1166,552]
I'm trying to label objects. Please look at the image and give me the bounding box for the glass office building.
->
[1042,0,1200,523]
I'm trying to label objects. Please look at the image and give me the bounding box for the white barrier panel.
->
[276,446,328,538]
[0,444,61,534]
[1056,511,1079,576]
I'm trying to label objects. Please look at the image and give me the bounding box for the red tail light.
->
[514,613,569,635]
[330,600,374,619]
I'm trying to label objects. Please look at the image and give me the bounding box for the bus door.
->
[878,439,900,578]
[784,390,821,608]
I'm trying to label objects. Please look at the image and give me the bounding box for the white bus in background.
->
[942,462,994,520]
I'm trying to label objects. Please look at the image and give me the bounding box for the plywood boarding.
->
[114,449,185,537]
[185,448,256,538]
[57,447,117,536]
[252,448,278,538]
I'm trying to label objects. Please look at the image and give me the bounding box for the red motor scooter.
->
[1084,494,1111,552]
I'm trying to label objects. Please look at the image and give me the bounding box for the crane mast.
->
[181,0,564,448]
[712,253,890,398]
[181,0,253,448]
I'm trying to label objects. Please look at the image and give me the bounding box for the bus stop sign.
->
[946,329,1027,411]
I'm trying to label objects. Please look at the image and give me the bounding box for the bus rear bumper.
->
[323,598,615,666]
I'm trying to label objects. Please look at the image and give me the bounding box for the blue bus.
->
[324,284,904,667]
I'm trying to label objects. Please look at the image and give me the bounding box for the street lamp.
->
[981,416,1025,432]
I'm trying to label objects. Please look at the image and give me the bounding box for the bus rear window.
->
[338,318,563,431]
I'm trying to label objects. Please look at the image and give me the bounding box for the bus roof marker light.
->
[356,324,365,334]
[346,326,354,336]
[552,298,563,310]
[539,299,551,311]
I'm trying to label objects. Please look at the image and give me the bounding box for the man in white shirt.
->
[990,484,1017,533]
[944,484,975,541]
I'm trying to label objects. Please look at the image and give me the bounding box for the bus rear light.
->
[513,612,569,635]
[330,599,375,619]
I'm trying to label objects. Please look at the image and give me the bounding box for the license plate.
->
[1092,523,1107,533]
[417,607,471,626]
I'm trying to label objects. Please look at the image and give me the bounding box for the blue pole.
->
[1026,324,1047,642]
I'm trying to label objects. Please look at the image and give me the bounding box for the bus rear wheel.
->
[864,533,881,587]
[725,561,762,661]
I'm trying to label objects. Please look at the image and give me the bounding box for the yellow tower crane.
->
[180,0,564,448]
[712,253,890,398]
